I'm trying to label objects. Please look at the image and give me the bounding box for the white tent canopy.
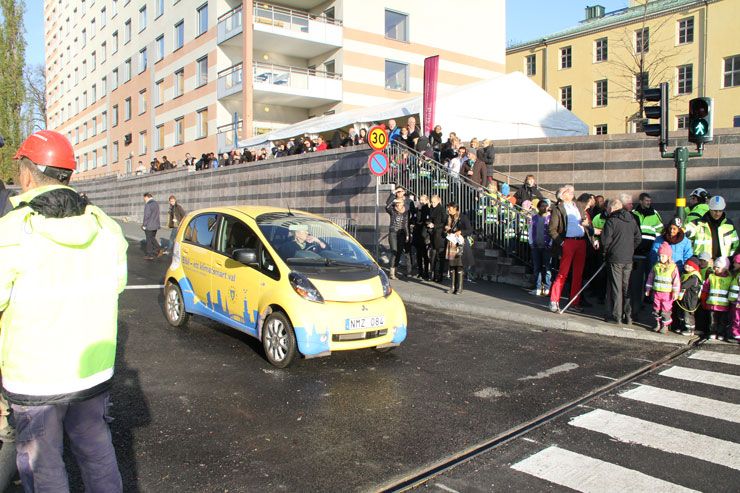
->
[238,71,588,148]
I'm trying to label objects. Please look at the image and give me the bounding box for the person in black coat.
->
[413,194,432,279]
[601,199,641,324]
[514,175,545,205]
[428,194,448,282]
[444,202,475,294]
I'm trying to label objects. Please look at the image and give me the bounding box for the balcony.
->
[217,6,243,44]
[217,120,243,153]
[252,63,342,108]
[252,3,342,58]
[217,63,243,100]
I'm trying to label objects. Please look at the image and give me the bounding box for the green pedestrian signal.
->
[688,97,713,144]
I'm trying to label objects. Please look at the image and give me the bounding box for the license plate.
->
[345,315,385,331]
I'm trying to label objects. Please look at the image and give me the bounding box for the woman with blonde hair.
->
[444,202,475,294]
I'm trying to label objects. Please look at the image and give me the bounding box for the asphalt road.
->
[6,242,684,492]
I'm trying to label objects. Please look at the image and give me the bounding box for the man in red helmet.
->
[0,130,126,491]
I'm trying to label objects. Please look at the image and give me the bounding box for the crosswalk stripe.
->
[569,409,740,471]
[660,366,740,390]
[688,350,740,367]
[620,384,740,424]
[511,445,698,492]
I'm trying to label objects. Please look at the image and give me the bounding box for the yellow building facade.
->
[506,0,740,135]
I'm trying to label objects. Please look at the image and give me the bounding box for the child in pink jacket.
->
[645,242,681,333]
[728,254,740,341]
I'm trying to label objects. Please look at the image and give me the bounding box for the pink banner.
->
[423,55,440,137]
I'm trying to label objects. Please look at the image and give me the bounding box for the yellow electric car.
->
[162,206,407,367]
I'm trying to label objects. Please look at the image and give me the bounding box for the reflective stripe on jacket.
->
[0,185,128,404]
[686,203,709,223]
[729,274,740,304]
[706,274,733,307]
[633,209,663,241]
[648,262,678,293]
[686,218,739,258]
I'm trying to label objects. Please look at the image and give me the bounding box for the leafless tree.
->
[22,64,46,136]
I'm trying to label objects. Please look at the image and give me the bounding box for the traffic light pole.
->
[661,144,703,221]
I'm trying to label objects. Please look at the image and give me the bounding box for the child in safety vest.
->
[729,254,740,341]
[645,242,680,334]
[700,256,733,341]
[677,257,703,336]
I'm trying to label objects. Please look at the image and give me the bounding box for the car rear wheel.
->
[262,312,297,368]
[164,282,190,327]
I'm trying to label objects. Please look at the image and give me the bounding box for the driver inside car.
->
[278,225,327,258]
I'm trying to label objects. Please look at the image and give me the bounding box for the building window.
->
[595,124,607,135]
[124,58,131,82]
[74,67,79,85]
[139,48,148,73]
[112,0,118,16]
[139,5,147,32]
[92,150,97,169]
[156,0,164,18]
[723,55,740,87]
[155,125,164,150]
[635,71,649,101]
[124,97,131,120]
[677,114,689,129]
[101,41,106,62]
[112,104,118,126]
[635,27,649,53]
[101,145,108,166]
[197,3,208,36]
[677,64,693,95]
[156,35,164,61]
[733,115,740,127]
[83,122,88,140]
[82,29,87,47]
[174,68,184,97]
[91,84,97,101]
[174,20,184,50]
[82,60,87,78]
[101,7,106,27]
[595,79,608,107]
[74,96,79,114]
[82,91,88,109]
[525,55,536,76]
[197,108,208,138]
[74,127,79,144]
[560,46,572,69]
[385,60,408,92]
[113,141,119,162]
[155,79,164,106]
[139,89,147,114]
[91,117,97,136]
[124,19,131,43]
[175,117,184,144]
[90,19,96,38]
[560,86,572,110]
[112,68,118,89]
[595,37,608,62]
[139,131,147,155]
[384,9,408,42]
[197,56,208,87]
[678,17,694,44]
[112,31,118,53]
[102,76,107,95]
[101,110,107,131]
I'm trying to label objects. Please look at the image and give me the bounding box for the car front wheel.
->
[262,312,297,368]
[164,282,190,327]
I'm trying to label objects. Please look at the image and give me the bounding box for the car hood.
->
[309,276,385,302]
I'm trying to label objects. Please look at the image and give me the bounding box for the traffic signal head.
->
[643,82,669,151]
[688,97,713,144]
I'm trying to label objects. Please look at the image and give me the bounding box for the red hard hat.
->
[14,130,76,171]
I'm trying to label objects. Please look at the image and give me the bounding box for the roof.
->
[191,205,316,219]
[507,0,710,51]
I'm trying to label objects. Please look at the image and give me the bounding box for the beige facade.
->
[505,0,740,136]
[44,0,505,179]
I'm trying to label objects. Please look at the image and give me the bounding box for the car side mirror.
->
[232,248,258,266]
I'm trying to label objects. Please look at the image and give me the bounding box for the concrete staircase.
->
[471,238,533,288]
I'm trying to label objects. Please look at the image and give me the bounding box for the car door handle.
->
[215,260,224,267]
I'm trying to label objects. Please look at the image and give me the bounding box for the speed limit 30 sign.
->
[368,125,389,151]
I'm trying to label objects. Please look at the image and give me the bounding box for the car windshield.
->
[256,213,374,268]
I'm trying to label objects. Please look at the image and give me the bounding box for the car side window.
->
[260,245,279,279]
[183,213,218,248]
[217,215,259,258]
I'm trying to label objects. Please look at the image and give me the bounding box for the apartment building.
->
[44,0,505,178]
[506,0,740,135]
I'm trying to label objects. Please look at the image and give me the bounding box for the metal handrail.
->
[252,62,342,81]
[381,140,535,266]
[489,168,557,199]
[218,62,243,78]
[253,2,343,27]
[217,120,243,134]
[218,5,242,22]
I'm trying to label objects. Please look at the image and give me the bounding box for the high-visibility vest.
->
[686,218,740,258]
[706,274,733,307]
[729,274,740,304]
[686,203,709,223]
[651,262,677,293]
[633,209,663,242]
[592,212,607,238]
[679,270,702,300]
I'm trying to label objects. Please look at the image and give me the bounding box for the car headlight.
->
[378,269,392,297]
[289,272,324,303]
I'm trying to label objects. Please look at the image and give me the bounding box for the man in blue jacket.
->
[142,192,161,260]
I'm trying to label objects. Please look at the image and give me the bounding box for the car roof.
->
[190,205,319,221]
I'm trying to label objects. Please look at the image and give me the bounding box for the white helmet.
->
[708,195,726,211]
[690,188,709,200]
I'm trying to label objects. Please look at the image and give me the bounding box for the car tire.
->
[164,282,190,328]
[262,312,297,368]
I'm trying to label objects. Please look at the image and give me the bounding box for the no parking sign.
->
[367,151,389,176]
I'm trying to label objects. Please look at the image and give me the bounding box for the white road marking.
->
[689,350,740,366]
[518,363,579,381]
[473,387,505,399]
[619,385,740,423]
[569,409,740,470]
[595,374,618,381]
[620,384,740,424]
[511,446,697,492]
[434,484,460,493]
[124,284,164,290]
[660,366,740,390]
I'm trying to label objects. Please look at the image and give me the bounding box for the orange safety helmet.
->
[14,130,77,171]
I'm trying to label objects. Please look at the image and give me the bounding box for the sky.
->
[21,0,631,68]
